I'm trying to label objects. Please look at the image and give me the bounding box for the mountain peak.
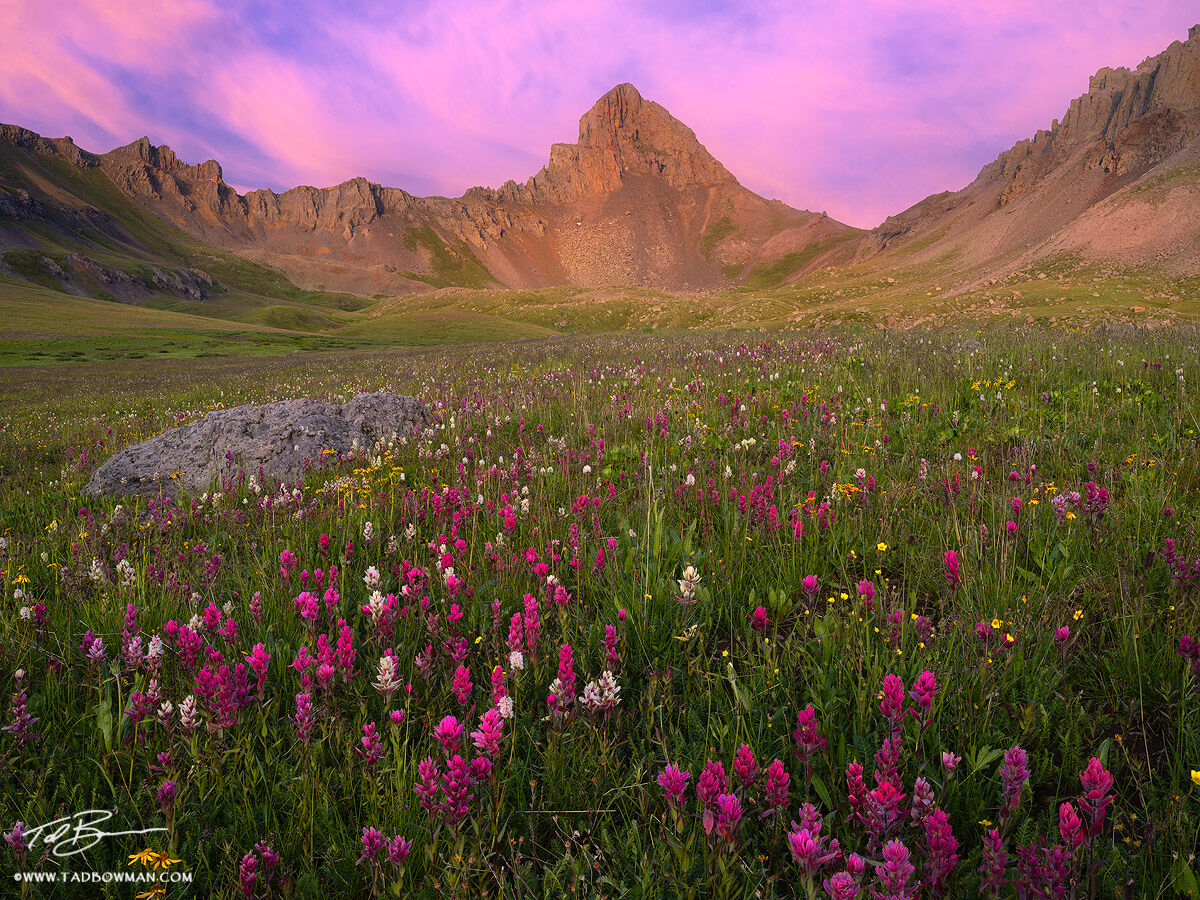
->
[522,83,736,203]
[104,136,223,183]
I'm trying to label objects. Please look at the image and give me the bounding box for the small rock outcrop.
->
[85,392,431,497]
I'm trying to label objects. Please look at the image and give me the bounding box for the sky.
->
[0,1,1196,228]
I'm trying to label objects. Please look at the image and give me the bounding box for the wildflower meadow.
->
[2,326,1199,898]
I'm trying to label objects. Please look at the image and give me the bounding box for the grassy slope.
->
[0,142,388,342]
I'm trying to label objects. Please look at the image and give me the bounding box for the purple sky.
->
[1,1,1196,227]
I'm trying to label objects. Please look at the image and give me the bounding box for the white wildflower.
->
[363,566,381,591]
[179,695,199,732]
[497,696,514,719]
[373,653,400,695]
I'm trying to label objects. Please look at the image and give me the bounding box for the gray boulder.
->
[85,391,431,497]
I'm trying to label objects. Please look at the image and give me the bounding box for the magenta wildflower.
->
[239,851,258,898]
[733,743,758,791]
[762,758,789,818]
[548,644,576,715]
[335,619,356,680]
[715,793,743,843]
[522,593,541,654]
[387,835,412,871]
[80,630,105,665]
[941,751,962,776]
[358,722,384,770]
[874,736,903,788]
[1058,801,1083,850]
[156,779,178,818]
[280,548,297,577]
[801,574,820,599]
[469,755,494,785]
[871,839,918,900]
[433,715,463,756]
[943,550,960,590]
[491,665,506,703]
[357,826,386,866]
[452,665,473,706]
[1078,757,1114,840]
[470,708,504,757]
[857,579,877,612]
[750,605,770,634]
[974,621,991,646]
[294,591,319,627]
[602,625,621,668]
[246,643,270,701]
[998,745,1030,822]
[506,613,524,653]
[795,801,822,834]
[293,692,314,744]
[415,756,442,819]
[792,704,828,765]
[824,871,861,899]
[908,670,937,723]
[658,763,690,812]
[846,760,867,824]
[922,809,958,895]
[878,674,906,732]
[864,780,905,849]
[788,822,841,876]
[438,754,474,826]
[1019,842,1072,898]
[2,671,39,747]
[909,777,935,825]
[4,821,26,869]
[257,841,279,876]
[697,759,727,834]
[316,662,335,692]
[978,829,1008,899]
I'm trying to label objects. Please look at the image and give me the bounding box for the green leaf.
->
[1170,856,1200,897]
[95,695,113,753]
[811,773,833,811]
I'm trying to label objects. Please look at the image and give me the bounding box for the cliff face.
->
[864,25,1200,275]
[71,83,847,294]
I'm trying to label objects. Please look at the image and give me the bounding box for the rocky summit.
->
[84,392,431,497]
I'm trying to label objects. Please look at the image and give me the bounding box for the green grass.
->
[699,215,736,259]
[239,305,342,333]
[740,235,857,290]
[2,248,67,291]
[1126,162,1200,198]
[338,307,559,345]
[402,225,495,289]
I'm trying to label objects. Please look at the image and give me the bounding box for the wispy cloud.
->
[0,0,1195,226]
